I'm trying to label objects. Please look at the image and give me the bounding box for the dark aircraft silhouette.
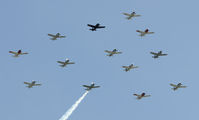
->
[122,64,138,72]
[104,49,122,56]
[83,82,100,91]
[57,58,75,67]
[9,50,28,57]
[87,23,105,31]
[24,81,41,88]
[133,92,151,100]
[170,83,187,91]
[150,51,168,58]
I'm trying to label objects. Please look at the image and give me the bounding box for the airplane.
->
[48,33,66,40]
[133,93,151,100]
[24,81,41,88]
[136,29,154,37]
[104,49,122,56]
[87,23,105,31]
[82,82,100,91]
[123,11,141,20]
[170,83,187,91]
[57,58,75,67]
[150,51,168,58]
[9,50,28,57]
[122,64,138,72]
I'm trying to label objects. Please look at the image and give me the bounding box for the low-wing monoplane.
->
[122,64,138,72]
[150,51,167,58]
[9,50,28,57]
[83,82,100,91]
[133,92,151,100]
[123,11,141,20]
[57,58,75,67]
[136,29,154,37]
[170,83,187,91]
[48,33,66,40]
[24,81,41,88]
[87,23,105,31]
[104,49,122,56]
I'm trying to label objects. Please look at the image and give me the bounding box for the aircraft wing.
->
[104,50,112,53]
[57,61,65,64]
[136,30,144,33]
[34,84,41,86]
[179,86,187,88]
[21,52,28,55]
[68,62,75,64]
[170,84,177,87]
[160,54,168,56]
[83,85,90,88]
[24,82,31,85]
[123,13,131,16]
[147,32,154,34]
[9,51,17,54]
[59,36,66,38]
[150,52,158,55]
[48,34,55,37]
[115,52,122,54]
[134,14,141,17]
[133,94,139,96]
[97,26,105,28]
[122,66,129,68]
[87,24,95,27]
[93,86,100,88]
[143,95,151,97]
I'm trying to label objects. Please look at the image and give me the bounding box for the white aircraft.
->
[122,64,138,72]
[150,51,168,58]
[133,92,151,100]
[9,50,28,57]
[24,81,41,88]
[83,82,100,91]
[57,58,75,67]
[123,11,141,20]
[48,33,66,40]
[136,29,154,37]
[170,83,187,91]
[104,49,122,56]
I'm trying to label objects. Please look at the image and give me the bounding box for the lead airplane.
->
[150,51,168,58]
[57,58,75,67]
[123,11,141,20]
[24,81,41,88]
[170,83,187,91]
[48,33,66,40]
[104,49,122,56]
[133,92,151,100]
[9,50,28,57]
[83,82,100,91]
[87,23,105,31]
[136,29,154,37]
[122,64,138,72]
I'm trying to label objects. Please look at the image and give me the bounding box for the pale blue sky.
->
[1,0,199,120]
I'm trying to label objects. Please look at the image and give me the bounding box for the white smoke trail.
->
[59,91,89,120]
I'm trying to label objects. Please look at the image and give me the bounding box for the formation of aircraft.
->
[104,49,122,56]
[123,11,141,20]
[150,51,168,58]
[87,23,105,31]
[82,82,100,91]
[122,64,138,72]
[24,81,41,88]
[133,93,151,100]
[136,29,154,37]
[48,33,66,40]
[170,83,187,91]
[9,50,28,57]
[57,58,75,67]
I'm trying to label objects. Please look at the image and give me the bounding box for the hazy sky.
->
[1,0,199,120]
